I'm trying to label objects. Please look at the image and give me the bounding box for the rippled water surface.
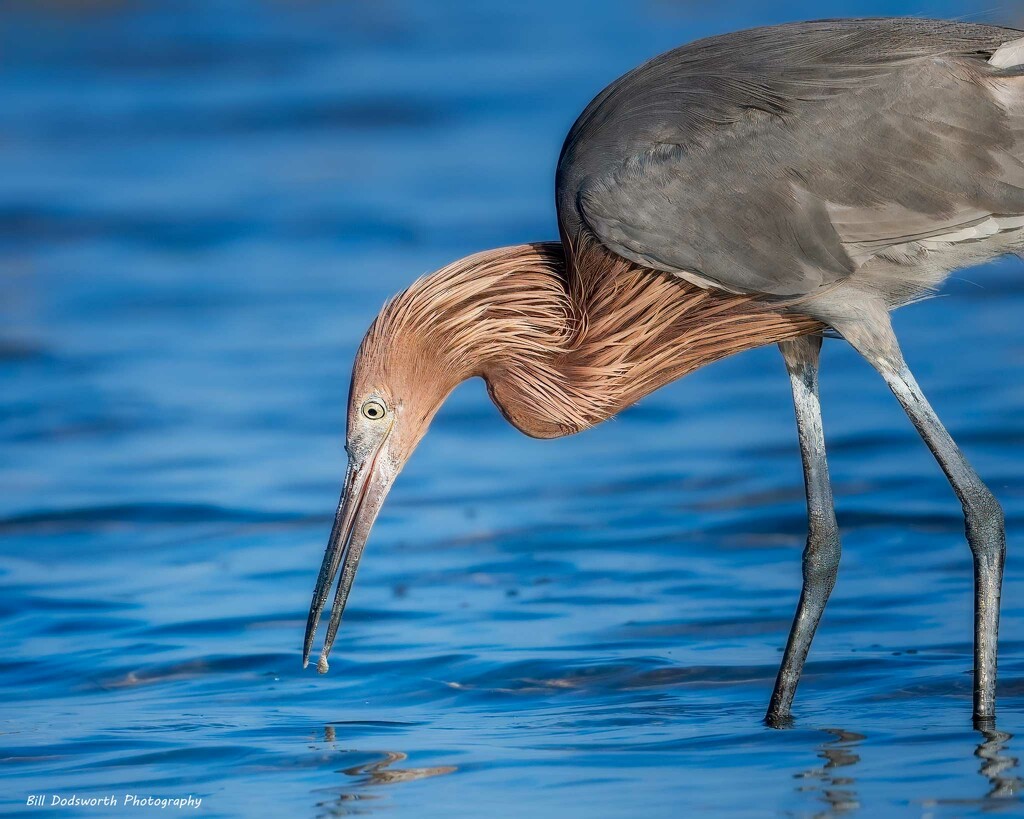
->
[4,1,1024,816]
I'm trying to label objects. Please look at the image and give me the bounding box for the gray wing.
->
[556,18,1024,296]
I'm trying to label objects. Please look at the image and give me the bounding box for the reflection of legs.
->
[767,335,840,724]
[806,728,864,813]
[837,304,1005,721]
[977,725,1023,798]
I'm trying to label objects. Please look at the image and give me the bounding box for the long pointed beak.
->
[303,441,394,673]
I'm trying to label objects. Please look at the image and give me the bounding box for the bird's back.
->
[556,18,1024,302]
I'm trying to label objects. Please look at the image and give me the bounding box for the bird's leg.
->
[767,334,840,726]
[837,306,1005,722]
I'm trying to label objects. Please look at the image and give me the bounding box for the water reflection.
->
[921,723,1023,812]
[314,791,378,819]
[975,725,1022,802]
[793,722,1023,815]
[341,750,457,786]
[794,728,865,816]
[313,726,457,817]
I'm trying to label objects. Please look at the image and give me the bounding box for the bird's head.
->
[303,243,574,671]
[300,347,448,675]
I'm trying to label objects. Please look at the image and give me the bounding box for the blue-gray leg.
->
[767,335,841,726]
[837,306,1005,722]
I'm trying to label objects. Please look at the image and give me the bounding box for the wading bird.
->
[304,18,1021,725]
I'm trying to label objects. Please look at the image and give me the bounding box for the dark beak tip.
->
[305,455,384,680]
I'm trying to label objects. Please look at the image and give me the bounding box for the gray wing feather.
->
[557,18,1024,296]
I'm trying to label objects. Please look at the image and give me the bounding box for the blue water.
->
[3,1,1024,816]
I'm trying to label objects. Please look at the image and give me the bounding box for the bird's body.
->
[304,18,1019,726]
[559,18,1024,309]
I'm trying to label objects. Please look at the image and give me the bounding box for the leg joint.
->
[803,520,841,585]
[963,485,1005,558]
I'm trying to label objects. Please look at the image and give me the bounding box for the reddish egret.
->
[305,18,1020,725]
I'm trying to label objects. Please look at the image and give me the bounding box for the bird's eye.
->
[361,399,387,421]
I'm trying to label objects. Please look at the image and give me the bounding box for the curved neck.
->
[367,240,821,440]
[479,239,821,438]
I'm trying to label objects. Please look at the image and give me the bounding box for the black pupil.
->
[367,404,381,417]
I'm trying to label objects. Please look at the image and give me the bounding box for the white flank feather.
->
[990,36,1024,68]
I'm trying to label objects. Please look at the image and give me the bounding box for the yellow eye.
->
[361,399,387,421]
